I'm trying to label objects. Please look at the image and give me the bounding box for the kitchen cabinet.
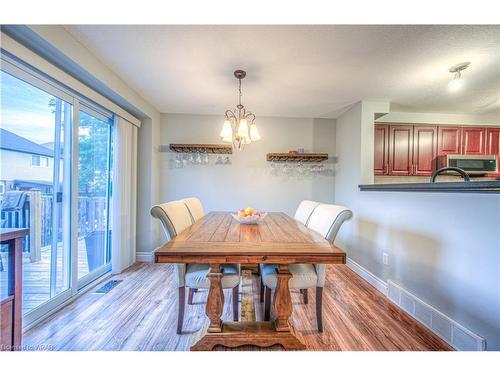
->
[375,124,437,176]
[375,124,500,177]
[388,125,413,176]
[413,126,438,176]
[462,127,487,155]
[437,127,462,168]
[374,124,389,175]
[438,127,462,153]
[487,128,500,156]
[487,128,500,176]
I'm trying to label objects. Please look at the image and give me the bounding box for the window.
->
[0,181,5,194]
[31,154,40,166]
[31,155,49,167]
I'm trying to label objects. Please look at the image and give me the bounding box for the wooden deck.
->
[23,262,452,351]
[0,239,90,314]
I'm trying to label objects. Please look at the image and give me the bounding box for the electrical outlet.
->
[382,252,389,265]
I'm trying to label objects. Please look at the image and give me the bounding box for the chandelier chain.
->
[238,78,242,107]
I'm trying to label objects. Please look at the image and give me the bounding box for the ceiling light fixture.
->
[448,62,470,92]
[220,70,260,150]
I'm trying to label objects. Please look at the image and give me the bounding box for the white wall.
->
[159,113,335,221]
[335,101,500,350]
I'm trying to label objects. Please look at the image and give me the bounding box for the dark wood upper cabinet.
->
[462,127,487,155]
[413,126,438,176]
[374,124,500,177]
[388,125,413,176]
[438,127,462,155]
[487,128,500,156]
[374,124,389,175]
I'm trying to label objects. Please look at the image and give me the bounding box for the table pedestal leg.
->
[191,263,306,351]
[206,264,224,333]
[274,264,293,332]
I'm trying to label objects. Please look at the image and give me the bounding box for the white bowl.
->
[231,212,267,224]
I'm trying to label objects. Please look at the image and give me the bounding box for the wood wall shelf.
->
[266,152,329,162]
[168,144,233,154]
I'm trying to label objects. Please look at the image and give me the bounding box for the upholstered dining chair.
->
[182,197,205,222]
[151,199,241,334]
[260,203,353,332]
[259,199,320,301]
[294,199,320,225]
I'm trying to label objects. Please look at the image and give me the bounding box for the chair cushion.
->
[261,264,318,289]
[185,263,241,289]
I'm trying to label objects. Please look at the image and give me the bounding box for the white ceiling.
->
[65,25,500,118]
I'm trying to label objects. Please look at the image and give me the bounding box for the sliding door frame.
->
[1,52,114,326]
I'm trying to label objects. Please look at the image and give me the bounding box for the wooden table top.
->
[154,212,346,265]
[0,228,29,243]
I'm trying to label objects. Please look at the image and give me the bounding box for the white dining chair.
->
[151,199,241,334]
[260,203,353,332]
[182,197,205,222]
[294,199,320,225]
[259,199,320,301]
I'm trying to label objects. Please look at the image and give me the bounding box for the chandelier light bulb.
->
[448,78,464,91]
[222,133,233,143]
[237,118,249,138]
[220,119,233,139]
[250,123,261,141]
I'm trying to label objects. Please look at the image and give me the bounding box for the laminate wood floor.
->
[23,262,452,351]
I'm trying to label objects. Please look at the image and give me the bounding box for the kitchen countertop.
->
[359,180,500,193]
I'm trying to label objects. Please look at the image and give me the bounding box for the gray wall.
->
[159,113,335,217]
[335,101,500,350]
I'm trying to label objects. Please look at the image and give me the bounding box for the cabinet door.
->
[462,127,487,155]
[374,124,389,175]
[413,126,438,176]
[487,128,500,156]
[388,125,413,176]
[487,128,500,176]
[437,127,462,168]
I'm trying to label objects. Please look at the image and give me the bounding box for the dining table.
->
[154,211,346,350]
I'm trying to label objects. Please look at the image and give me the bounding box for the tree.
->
[49,98,112,196]
[78,111,112,197]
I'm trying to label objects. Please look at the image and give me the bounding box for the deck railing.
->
[0,191,108,262]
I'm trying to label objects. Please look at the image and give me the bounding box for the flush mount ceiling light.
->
[448,62,471,92]
[220,70,260,151]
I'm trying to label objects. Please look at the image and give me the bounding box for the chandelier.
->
[219,70,260,150]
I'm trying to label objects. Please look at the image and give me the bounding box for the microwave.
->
[447,154,498,175]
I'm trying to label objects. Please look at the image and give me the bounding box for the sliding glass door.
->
[0,69,72,318]
[77,108,113,286]
[0,54,114,324]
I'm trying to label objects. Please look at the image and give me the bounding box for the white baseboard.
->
[387,280,485,351]
[346,257,388,295]
[136,251,153,262]
[346,257,485,351]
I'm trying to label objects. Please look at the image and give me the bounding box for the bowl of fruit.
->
[231,207,267,224]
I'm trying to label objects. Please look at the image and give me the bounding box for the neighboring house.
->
[0,128,54,194]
